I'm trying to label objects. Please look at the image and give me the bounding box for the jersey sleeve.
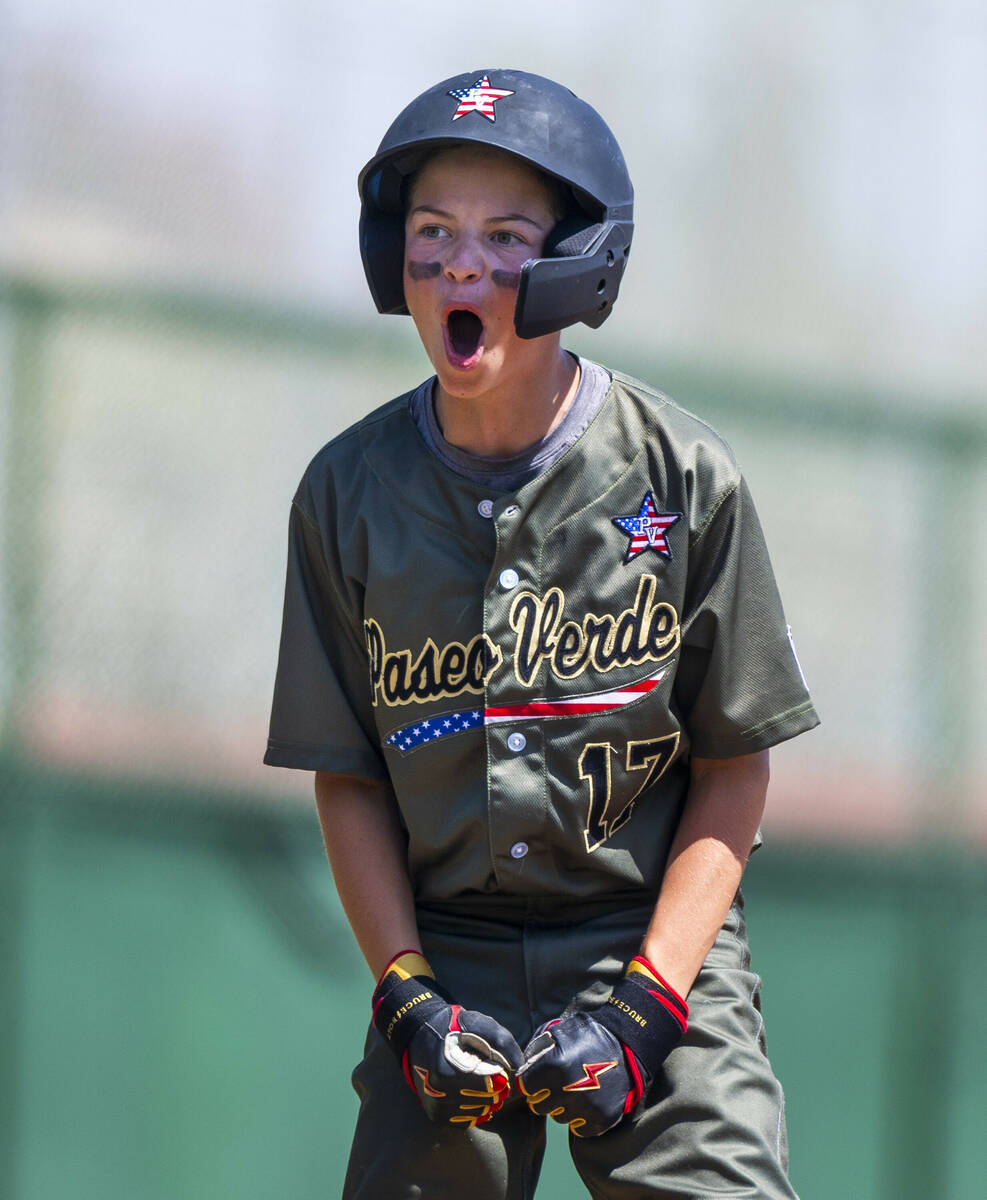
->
[674,475,819,758]
[264,485,387,780]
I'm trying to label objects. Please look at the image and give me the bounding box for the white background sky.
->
[2,0,985,404]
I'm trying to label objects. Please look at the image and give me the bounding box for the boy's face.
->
[403,147,559,401]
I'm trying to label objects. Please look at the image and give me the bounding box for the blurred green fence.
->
[3,758,985,1200]
[1,274,985,1199]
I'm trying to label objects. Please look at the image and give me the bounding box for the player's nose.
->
[443,234,485,284]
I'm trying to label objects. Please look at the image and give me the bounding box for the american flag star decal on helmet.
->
[447,76,515,121]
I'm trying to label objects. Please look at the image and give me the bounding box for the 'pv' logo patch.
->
[447,76,515,121]
[612,493,681,563]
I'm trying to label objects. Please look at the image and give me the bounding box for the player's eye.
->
[419,224,448,240]
[492,230,523,247]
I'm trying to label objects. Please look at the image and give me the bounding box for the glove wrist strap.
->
[374,949,434,990]
[595,958,688,1074]
[371,950,454,1061]
[625,955,688,1028]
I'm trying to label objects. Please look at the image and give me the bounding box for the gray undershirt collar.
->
[410,356,612,493]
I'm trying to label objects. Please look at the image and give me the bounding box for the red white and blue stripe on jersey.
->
[384,668,667,755]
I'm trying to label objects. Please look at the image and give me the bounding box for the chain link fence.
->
[1,274,985,1199]
[2,272,984,841]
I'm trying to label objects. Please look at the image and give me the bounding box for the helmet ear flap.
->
[359,209,408,315]
[544,216,606,259]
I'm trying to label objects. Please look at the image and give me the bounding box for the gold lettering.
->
[384,653,412,705]
[511,576,680,686]
[508,592,538,684]
[614,575,654,658]
[608,996,648,1026]
[367,575,679,712]
[409,639,440,697]
[509,588,564,687]
[385,990,435,1040]
[439,642,466,693]
[465,636,503,692]
[365,619,385,704]
[583,613,619,671]
[366,618,501,709]
[646,601,679,658]
[555,622,587,674]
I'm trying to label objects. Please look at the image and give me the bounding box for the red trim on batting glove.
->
[623,1046,645,1113]
[633,955,686,1012]
[648,989,689,1034]
[399,1047,417,1095]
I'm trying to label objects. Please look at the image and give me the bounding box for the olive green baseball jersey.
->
[265,368,818,901]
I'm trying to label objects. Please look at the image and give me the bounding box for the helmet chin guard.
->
[358,69,634,337]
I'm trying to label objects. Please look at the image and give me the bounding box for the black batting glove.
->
[517,955,688,1137]
[371,950,524,1128]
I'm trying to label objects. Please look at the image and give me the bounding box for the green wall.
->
[2,758,984,1200]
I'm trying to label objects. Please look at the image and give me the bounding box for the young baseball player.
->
[265,69,819,1199]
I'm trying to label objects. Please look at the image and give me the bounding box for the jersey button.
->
[477,499,495,518]
[498,568,520,590]
[507,732,527,753]
[510,841,529,859]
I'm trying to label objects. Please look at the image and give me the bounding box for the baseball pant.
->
[342,891,798,1200]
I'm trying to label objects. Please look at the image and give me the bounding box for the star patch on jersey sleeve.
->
[447,76,515,121]
[612,493,681,563]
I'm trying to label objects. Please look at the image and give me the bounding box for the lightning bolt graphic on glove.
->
[517,956,689,1136]
[372,950,523,1128]
[563,1060,619,1091]
[412,1066,446,1098]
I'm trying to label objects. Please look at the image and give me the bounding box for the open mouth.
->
[444,309,485,368]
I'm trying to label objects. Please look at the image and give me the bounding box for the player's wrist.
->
[371,951,454,1060]
[594,957,688,1077]
[624,955,689,1028]
[374,949,434,990]
[372,950,523,1128]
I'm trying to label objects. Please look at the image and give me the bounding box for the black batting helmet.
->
[358,70,634,339]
